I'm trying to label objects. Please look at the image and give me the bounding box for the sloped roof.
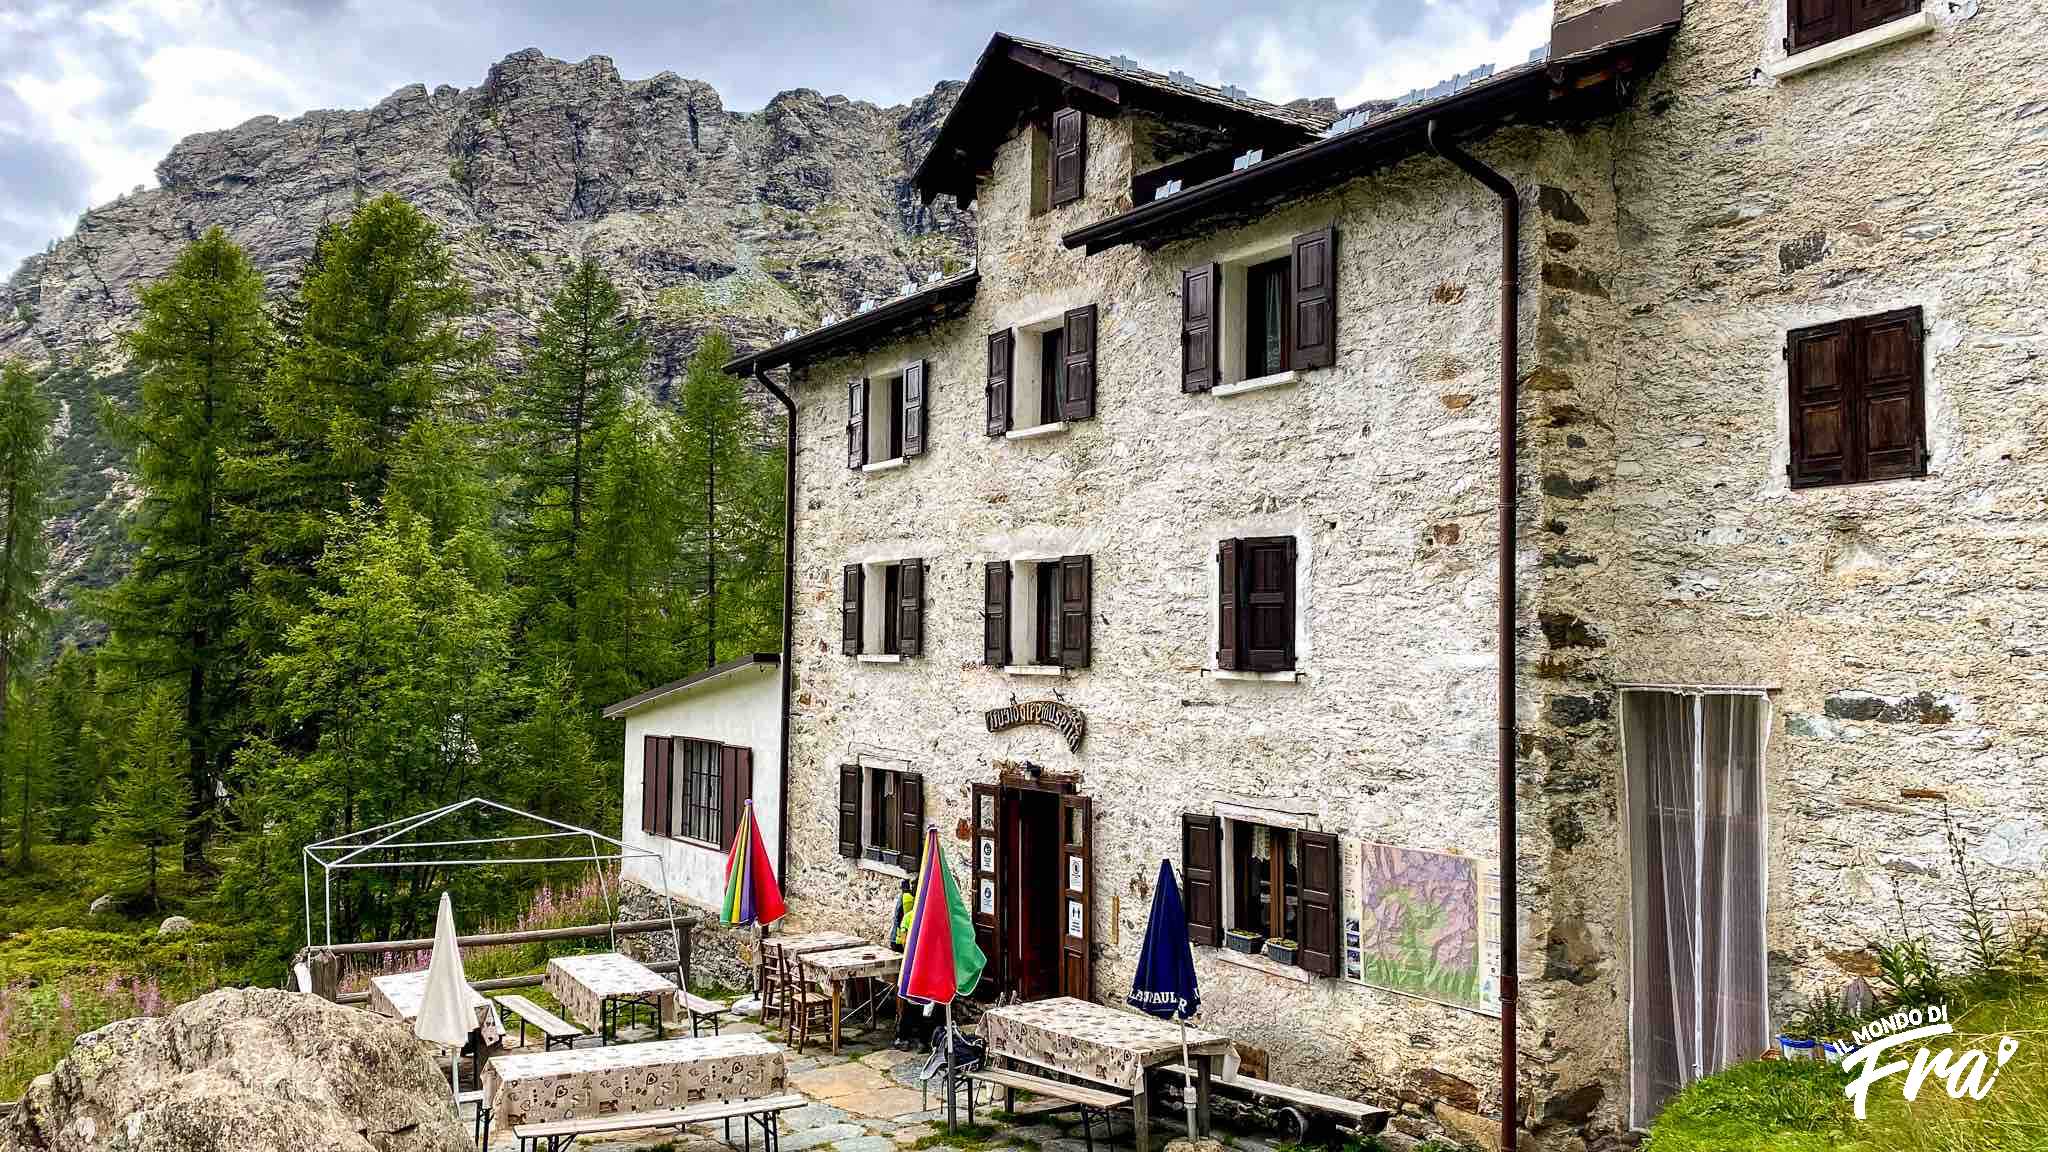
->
[914,33,1331,207]
[602,654,780,719]
[721,269,979,377]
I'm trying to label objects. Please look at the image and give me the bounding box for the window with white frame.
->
[845,361,927,470]
[982,554,1092,670]
[835,761,924,869]
[1181,228,1336,394]
[841,558,924,659]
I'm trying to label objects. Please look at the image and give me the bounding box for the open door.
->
[971,782,1003,996]
[1058,793,1093,1000]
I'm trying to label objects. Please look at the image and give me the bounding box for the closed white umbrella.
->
[415,892,474,1106]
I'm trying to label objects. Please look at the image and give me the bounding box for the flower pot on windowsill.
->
[1225,930,1265,955]
[1263,939,1298,966]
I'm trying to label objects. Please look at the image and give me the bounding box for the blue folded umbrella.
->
[1130,858,1200,1020]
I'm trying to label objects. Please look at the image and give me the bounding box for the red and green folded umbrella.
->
[897,823,986,1004]
[720,799,787,927]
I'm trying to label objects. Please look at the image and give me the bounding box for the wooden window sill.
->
[857,653,904,664]
[1208,668,1303,683]
[1768,11,1935,79]
[861,457,907,473]
[1003,664,1066,677]
[1005,422,1069,442]
[1213,370,1300,398]
[1213,948,1312,984]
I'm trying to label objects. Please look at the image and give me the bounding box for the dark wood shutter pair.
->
[983,556,1090,668]
[849,365,928,466]
[1786,306,1926,489]
[1788,0,1919,54]
[987,306,1096,432]
[1179,227,1335,392]
[834,764,922,862]
[717,745,754,848]
[1050,107,1085,208]
[1217,536,1297,672]
[641,735,672,836]
[1178,813,1337,976]
[847,380,866,468]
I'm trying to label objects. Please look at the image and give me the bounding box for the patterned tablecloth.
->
[367,971,504,1046]
[799,946,902,987]
[482,1032,784,1128]
[544,952,679,1032]
[763,931,867,959]
[979,997,1230,1092]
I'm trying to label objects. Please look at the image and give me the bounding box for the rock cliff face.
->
[0,49,973,626]
[2,987,472,1152]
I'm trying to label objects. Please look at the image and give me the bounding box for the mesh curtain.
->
[1624,690,1770,1127]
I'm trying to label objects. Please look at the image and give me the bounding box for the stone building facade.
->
[710,4,2048,1145]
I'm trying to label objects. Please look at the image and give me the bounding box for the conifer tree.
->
[673,332,783,667]
[99,688,193,911]
[41,644,104,844]
[98,228,269,867]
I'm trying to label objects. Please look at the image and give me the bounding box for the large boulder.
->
[3,987,471,1152]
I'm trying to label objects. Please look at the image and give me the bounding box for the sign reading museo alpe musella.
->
[985,700,1086,752]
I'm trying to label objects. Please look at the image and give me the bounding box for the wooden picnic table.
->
[980,996,1231,1151]
[543,952,678,1044]
[798,945,902,1055]
[367,970,504,1046]
[481,1031,784,1136]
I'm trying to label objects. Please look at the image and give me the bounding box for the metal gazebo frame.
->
[302,796,685,963]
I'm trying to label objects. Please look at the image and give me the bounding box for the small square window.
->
[1786,307,1927,489]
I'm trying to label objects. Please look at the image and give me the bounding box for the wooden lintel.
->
[1007,43,1123,109]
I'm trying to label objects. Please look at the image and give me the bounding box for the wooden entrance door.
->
[1058,793,1094,1000]
[970,783,1002,996]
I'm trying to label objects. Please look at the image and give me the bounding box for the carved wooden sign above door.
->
[984,699,1086,752]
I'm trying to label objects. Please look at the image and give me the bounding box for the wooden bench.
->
[967,1067,1130,1152]
[1163,1064,1390,1138]
[494,994,583,1051]
[510,1091,805,1152]
[680,990,731,1037]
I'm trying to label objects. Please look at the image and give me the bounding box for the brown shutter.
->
[1243,536,1297,672]
[1058,554,1091,670]
[718,743,742,849]
[654,738,674,837]
[1181,814,1222,947]
[847,379,867,468]
[1050,107,1085,207]
[984,560,1011,666]
[897,773,925,864]
[837,764,861,858]
[1058,793,1094,1000]
[1181,264,1220,393]
[1216,539,1241,671]
[896,558,924,657]
[1298,830,1340,976]
[732,747,754,831]
[1855,307,1926,482]
[641,734,662,834]
[1060,304,1096,421]
[1786,320,1851,489]
[986,330,1013,436]
[1291,227,1336,370]
[902,360,927,458]
[841,564,864,655]
[1786,0,1844,52]
[1850,0,1917,35]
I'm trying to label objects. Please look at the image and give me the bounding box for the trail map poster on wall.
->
[1345,838,1501,1016]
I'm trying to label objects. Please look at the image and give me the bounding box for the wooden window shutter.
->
[1181,264,1220,393]
[1216,539,1241,671]
[837,764,861,858]
[1786,0,1843,52]
[640,734,662,835]
[841,564,864,655]
[984,560,1011,666]
[732,746,754,831]
[896,558,924,657]
[1854,307,1926,482]
[1060,304,1097,421]
[718,743,742,848]
[1058,554,1092,669]
[1291,227,1336,370]
[902,360,927,458]
[1243,536,1296,672]
[653,737,674,837]
[1181,813,1222,947]
[847,379,867,468]
[1850,0,1918,35]
[1298,830,1340,976]
[1050,107,1085,207]
[898,773,925,864]
[986,330,1013,436]
[1786,320,1851,489]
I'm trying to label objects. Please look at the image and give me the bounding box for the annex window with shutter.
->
[1214,535,1301,677]
[837,763,924,870]
[1786,307,1927,489]
[638,735,753,850]
[982,554,1092,673]
[842,558,925,661]
[1785,0,1922,56]
[1180,812,1339,977]
[988,306,1098,439]
[846,362,929,472]
[1025,106,1086,214]
[1182,227,1336,395]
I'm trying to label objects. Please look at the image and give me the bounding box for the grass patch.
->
[909,1124,1027,1152]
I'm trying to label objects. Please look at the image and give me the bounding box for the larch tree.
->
[98,227,269,868]
[0,360,54,869]
[99,688,193,912]
[673,332,783,668]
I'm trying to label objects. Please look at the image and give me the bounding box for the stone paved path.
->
[476,1015,1296,1152]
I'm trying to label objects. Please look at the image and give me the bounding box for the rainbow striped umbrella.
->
[720,800,786,927]
[897,823,986,1004]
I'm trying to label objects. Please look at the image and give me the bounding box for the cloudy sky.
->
[0,0,1551,277]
